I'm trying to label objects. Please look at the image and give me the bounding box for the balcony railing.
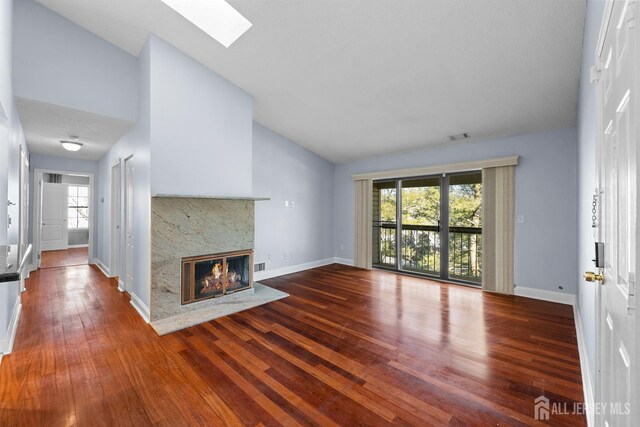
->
[448,226,482,283]
[373,223,482,283]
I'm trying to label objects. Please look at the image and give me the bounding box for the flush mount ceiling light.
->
[449,132,470,141]
[61,140,83,152]
[160,0,252,48]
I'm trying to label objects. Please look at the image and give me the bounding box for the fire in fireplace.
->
[181,250,253,305]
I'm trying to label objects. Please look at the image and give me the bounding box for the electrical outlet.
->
[340,244,344,251]
[289,251,293,259]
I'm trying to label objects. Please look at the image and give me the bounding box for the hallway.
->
[40,248,88,269]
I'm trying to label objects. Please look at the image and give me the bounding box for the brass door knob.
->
[584,271,604,283]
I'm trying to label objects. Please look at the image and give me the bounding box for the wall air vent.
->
[449,132,470,141]
[254,262,266,272]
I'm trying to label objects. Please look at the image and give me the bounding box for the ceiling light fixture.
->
[160,0,252,48]
[61,140,83,152]
[449,132,470,141]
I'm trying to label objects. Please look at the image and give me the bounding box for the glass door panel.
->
[401,177,441,275]
[448,172,482,283]
[372,181,397,268]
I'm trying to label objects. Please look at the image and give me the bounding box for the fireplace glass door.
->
[181,250,254,305]
[225,255,251,293]
[194,257,225,300]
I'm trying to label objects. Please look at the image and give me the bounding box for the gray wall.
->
[97,40,152,311]
[29,154,99,257]
[0,0,28,352]
[334,127,579,295]
[149,35,253,197]
[13,0,138,121]
[68,229,89,246]
[577,0,606,393]
[253,122,335,272]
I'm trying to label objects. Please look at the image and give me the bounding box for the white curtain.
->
[482,166,515,294]
[354,179,373,269]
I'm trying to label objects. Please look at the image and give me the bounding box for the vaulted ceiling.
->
[34,0,587,163]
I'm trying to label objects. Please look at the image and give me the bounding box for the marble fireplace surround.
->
[150,195,284,334]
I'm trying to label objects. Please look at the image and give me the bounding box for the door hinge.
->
[590,65,602,83]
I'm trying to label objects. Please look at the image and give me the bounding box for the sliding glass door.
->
[447,172,482,283]
[401,177,441,275]
[372,171,482,285]
[372,181,397,268]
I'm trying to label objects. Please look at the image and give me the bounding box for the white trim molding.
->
[91,258,111,278]
[130,293,150,324]
[117,279,125,293]
[573,305,595,427]
[0,296,22,357]
[68,244,89,249]
[334,257,354,266]
[351,156,519,181]
[33,168,96,270]
[514,285,576,306]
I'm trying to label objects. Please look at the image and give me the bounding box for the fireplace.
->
[181,249,253,305]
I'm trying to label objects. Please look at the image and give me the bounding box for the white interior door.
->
[110,162,121,279]
[124,157,134,293]
[595,1,637,425]
[41,183,69,252]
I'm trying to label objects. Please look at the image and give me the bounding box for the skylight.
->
[160,0,252,48]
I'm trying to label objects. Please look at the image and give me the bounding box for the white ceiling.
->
[16,97,134,161]
[34,0,586,164]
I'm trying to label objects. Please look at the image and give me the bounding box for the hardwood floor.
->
[40,248,88,268]
[0,263,585,426]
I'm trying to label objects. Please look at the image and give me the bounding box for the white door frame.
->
[124,155,134,294]
[32,168,95,269]
[18,146,29,289]
[110,159,122,287]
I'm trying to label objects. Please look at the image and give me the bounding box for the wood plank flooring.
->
[0,262,586,426]
[40,248,88,268]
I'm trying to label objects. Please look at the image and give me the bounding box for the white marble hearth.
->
[149,283,288,336]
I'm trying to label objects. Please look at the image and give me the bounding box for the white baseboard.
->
[117,279,125,292]
[0,296,22,357]
[333,257,354,266]
[130,292,150,324]
[254,258,337,281]
[91,258,111,278]
[573,305,595,426]
[514,286,576,305]
[68,244,89,249]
